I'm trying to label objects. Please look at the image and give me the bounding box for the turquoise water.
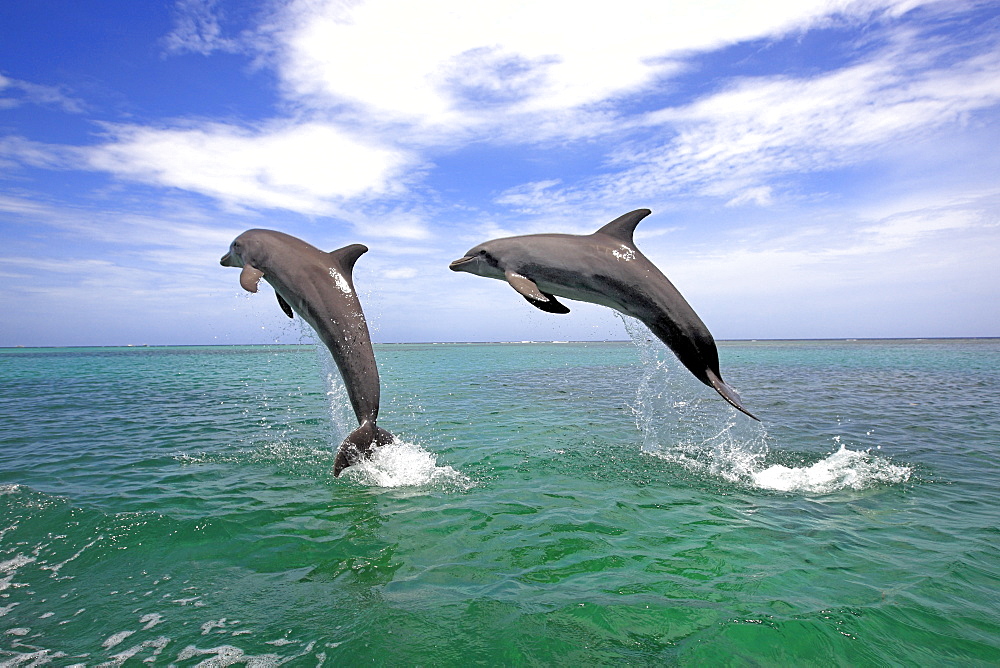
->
[1,334,998,665]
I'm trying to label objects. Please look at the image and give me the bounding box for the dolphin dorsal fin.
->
[594,209,651,244]
[328,244,369,275]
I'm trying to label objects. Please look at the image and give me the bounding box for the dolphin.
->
[221,229,395,475]
[449,209,758,420]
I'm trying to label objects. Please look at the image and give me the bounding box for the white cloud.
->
[642,45,1000,174]
[348,209,433,240]
[0,74,85,113]
[163,0,240,55]
[725,187,774,207]
[0,192,254,286]
[853,206,986,252]
[5,0,964,221]
[82,121,415,215]
[1,256,118,275]
[0,193,276,346]
[0,194,60,217]
[493,179,566,214]
[383,267,417,280]
[271,0,924,134]
[499,22,1000,211]
[647,189,1000,303]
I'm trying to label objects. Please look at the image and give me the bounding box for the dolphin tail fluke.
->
[705,369,759,421]
[374,425,395,447]
[333,420,396,477]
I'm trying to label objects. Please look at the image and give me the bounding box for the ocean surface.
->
[1,331,998,666]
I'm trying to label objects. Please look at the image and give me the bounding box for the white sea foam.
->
[41,536,99,579]
[140,612,164,630]
[298,333,471,491]
[642,416,912,494]
[100,635,169,666]
[753,445,911,493]
[2,648,66,665]
[0,554,35,593]
[101,630,134,649]
[265,638,296,646]
[0,553,34,574]
[176,643,286,666]
[201,618,228,635]
[621,315,913,495]
[344,440,473,491]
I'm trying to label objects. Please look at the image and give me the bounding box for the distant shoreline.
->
[2,337,999,351]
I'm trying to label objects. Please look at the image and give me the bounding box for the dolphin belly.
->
[533,273,633,313]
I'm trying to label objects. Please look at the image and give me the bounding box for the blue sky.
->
[1,0,998,346]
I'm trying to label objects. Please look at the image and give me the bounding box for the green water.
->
[0,338,998,665]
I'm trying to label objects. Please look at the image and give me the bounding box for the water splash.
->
[753,444,911,494]
[298,322,355,443]
[620,315,911,494]
[300,323,469,491]
[343,439,473,491]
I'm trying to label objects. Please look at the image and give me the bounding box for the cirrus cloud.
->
[495,19,1000,212]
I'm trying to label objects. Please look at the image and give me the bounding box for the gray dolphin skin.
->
[221,229,395,475]
[449,209,758,420]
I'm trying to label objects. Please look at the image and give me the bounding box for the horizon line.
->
[2,336,999,350]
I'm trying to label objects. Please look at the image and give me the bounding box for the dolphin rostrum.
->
[221,229,395,475]
[449,209,758,420]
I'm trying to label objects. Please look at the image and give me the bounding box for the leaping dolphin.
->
[449,209,758,420]
[221,229,395,475]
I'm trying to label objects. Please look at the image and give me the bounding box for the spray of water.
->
[298,322,470,490]
[302,325,354,445]
[342,441,473,491]
[620,316,910,494]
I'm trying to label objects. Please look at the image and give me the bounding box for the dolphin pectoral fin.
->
[524,293,571,314]
[505,270,545,300]
[506,270,571,314]
[705,369,759,421]
[239,264,265,293]
[276,293,294,319]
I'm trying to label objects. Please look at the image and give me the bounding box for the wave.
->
[620,316,912,494]
[752,443,911,493]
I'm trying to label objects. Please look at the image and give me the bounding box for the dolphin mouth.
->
[449,256,475,271]
[220,252,233,266]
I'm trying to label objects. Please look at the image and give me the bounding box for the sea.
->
[1,328,998,666]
